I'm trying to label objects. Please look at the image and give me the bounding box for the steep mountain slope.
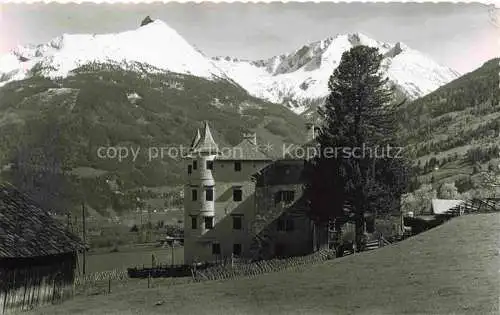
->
[1,20,457,115]
[0,63,306,215]
[400,58,500,197]
[213,33,459,113]
[0,20,228,85]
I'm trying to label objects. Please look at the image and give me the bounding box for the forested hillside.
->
[399,58,499,212]
[0,63,306,215]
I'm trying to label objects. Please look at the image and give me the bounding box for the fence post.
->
[51,278,56,304]
[147,273,151,289]
[3,287,7,315]
[108,278,111,294]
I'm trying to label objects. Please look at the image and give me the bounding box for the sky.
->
[0,2,498,74]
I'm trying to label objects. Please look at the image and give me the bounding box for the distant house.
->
[404,199,465,235]
[0,184,83,313]
[431,199,465,216]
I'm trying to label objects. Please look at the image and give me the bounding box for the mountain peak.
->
[213,33,458,113]
[0,18,227,85]
[346,32,370,45]
[383,42,408,58]
[140,16,155,27]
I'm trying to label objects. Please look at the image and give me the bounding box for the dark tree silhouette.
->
[304,45,410,251]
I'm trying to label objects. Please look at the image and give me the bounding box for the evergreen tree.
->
[304,46,410,251]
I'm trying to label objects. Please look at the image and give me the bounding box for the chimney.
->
[243,132,257,145]
[306,123,315,142]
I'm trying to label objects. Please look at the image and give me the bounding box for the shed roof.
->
[0,183,84,259]
[431,199,465,215]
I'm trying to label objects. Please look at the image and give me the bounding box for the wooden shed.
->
[0,184,83,314]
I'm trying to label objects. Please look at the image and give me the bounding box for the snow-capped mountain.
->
[0,20,228,85]
[0,19,459,114]
[213,33,460,114]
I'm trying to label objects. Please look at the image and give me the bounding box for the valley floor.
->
[33,213,499,315]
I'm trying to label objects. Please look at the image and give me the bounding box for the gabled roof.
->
[431,199,465,215]
[217,138,272,161]
[0,183,84,258]
[192,121,219,154]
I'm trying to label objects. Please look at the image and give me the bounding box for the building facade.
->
[183,122,323,264]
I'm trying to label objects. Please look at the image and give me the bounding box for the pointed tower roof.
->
[190,129,201,150]
[193,121,219,154]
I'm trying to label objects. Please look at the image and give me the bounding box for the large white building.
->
[183,121,325,264]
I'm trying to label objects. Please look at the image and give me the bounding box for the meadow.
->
[33,213,499,315]
[77,245,185,274]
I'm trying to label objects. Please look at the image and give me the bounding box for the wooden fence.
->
[74,269,128,286]
[73,269,129,296]
[0,269,72,314]
[69,235,399,297]
[192,249,335,282]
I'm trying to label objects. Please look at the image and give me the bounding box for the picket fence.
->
[192,249,336,282]
[74,269,128,287]
[73,239,393,292]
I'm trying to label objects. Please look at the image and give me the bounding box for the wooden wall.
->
[0,253,77,314]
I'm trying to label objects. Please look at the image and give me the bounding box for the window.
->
[233,243,242,256]
[234,161,242,172]
[277,219,285,231]
[233,188,242,202]
[206,160,214,170]
[283,191,295,203]
[232,216,242,230]
[205,187,214,201]
[191,189,197,201]
[191,217,197,229]
[275,190,295,205]
[204,216,214,229]
[212,243,221,255]
[187,165,192,174]
[193,160,197,170]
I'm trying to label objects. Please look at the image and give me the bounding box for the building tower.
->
[184,121,219,264]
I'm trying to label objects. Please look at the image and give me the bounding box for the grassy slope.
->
[79,246,184,274]
[34,213,500,315]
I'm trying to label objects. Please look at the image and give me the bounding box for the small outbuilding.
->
[0,183,83,314]
[431,199,465,216]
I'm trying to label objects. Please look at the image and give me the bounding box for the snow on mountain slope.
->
[0,20,227,86]
[0,22,459,115]
[213,33,459,114]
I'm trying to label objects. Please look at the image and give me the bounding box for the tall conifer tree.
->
[304,45,410,251]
